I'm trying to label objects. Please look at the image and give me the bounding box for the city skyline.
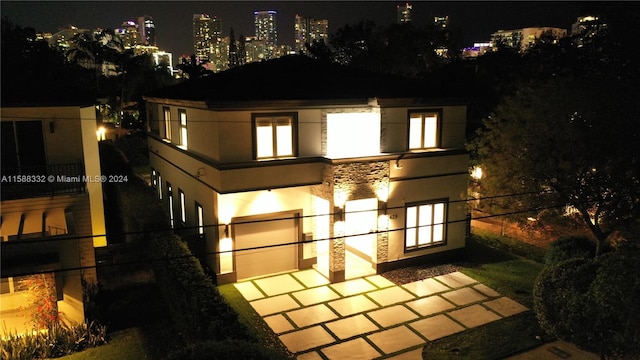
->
[2,1,591,60]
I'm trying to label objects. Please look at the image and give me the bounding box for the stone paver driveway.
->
[231,269,528,359]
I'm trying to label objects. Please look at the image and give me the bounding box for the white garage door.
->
[234,217,298,280]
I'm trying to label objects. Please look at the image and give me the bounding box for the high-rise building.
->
[193,14,213,63]
[491,27,568,51]
[117,20,140,48]
[294,15,329,53]
[397,3,412,24]
[434,16,449,30]
[254,10,277,60]
[138,15,156,46]
[571,16,607,47]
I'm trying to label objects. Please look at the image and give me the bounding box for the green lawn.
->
[59,328,147,360]
[423,233,551,359]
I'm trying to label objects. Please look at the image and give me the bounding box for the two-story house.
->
[144,55,469,285]
[1,104,106,333]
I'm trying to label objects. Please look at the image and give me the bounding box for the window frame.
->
[251,112,298,160]
[407,109,442,150]
[195,202,205,236]
[404,198,448,252]
[178,188,186,225]
[163,106,172,140]
[178,108,187,149]
[167,182,174,228]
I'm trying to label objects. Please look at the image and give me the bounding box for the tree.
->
[1,17,95,104]
[468,73,640,255]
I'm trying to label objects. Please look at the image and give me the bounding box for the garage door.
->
[234,217,298,280]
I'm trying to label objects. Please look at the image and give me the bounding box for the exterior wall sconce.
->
[224,224,230,237]
[196,167,206,178]
[379,199,387,215]
[395,153,406,169]
[334,206,343,222]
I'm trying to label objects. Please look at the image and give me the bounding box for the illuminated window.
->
[409,111,440,150]
[405,200,447,251]
[179,109,187,149]
[253,113,296,159]
[163,106,171,140]
[151,168,157,188]
[0,276,31,294]
[326,112,381,158]
[179,189,186,224]
[196,202,204,236]
[158,173,163,200]
[167,182,174,228]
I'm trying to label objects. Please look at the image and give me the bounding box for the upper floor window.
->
[163,107,171,140]
[405,199,447,251]
[179,109,187,149]
[408,110,441,150]
[253,113,297,159]
[326,112,381,158]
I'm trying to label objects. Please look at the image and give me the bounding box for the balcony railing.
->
[0,163,86,201]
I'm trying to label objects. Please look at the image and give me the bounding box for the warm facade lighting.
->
[471,166,483,180]
[96,126,106,141]
[219,237,233,273]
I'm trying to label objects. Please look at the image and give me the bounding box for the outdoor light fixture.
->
[334,206,343,222]
[379,199,388,215]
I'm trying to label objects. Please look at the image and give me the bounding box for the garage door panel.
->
[235,217,298,280]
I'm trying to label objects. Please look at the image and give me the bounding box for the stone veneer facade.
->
[311,160,391,282]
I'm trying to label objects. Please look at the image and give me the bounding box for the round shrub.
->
[534,245,640,359]
[544,235,596,265]
[590,246,640,358]
[533,257,600,345]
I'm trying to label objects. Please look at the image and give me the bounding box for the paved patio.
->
[232,269,529,359]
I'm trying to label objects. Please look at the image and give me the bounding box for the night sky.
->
[2,1,589,61]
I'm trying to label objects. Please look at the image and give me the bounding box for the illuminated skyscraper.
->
[118,20,140,48]
[254,10,277,59]
[138,15,156,46]
[397,3,412,24]
[193,14,214,62]
[294,15,329,53]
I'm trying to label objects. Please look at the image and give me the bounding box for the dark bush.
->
[533,257,599,342]
[164,339,286,360]
[590,246,640,358]
[150,233,252,343]
[534,244,640,359]
[544,235,596,265]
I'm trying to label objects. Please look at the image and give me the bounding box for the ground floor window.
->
[405,199,447,251]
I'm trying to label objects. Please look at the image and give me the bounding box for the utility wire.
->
[0,186,566,246]
[3,198,605,279]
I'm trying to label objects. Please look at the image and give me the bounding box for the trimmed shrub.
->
[534,244,640,358]
[533,257,599,342]
[590,246,640,358]
[150,234,251,343]
[544,235,596,265]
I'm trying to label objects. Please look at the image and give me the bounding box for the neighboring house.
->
[143,55,469,285]
[0,105,106,333]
